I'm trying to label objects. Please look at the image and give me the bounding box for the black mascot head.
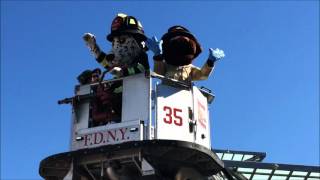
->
[161,25,202,66]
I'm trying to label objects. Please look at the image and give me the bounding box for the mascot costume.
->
[80,13,151,180]
[147,25,224,83]
[83,13,149,78]
[80,13,150,128]
[147,25,225,180]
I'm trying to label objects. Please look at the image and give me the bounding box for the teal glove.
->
[146,36,162,56]
[208,48,225,63]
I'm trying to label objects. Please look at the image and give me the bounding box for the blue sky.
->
[1,1,319,179]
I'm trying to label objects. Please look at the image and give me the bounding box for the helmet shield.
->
[107,13,146,42]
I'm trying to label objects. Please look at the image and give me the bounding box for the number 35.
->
[163,106,183,126]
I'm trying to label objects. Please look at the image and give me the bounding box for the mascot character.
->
[81,13,150,180]
[147,25,224,83]
[83,13,149,77]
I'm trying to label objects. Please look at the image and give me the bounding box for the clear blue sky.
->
[1,1,319,179]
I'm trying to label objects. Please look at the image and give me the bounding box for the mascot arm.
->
[147,36,165,75]
[83,33,101,59]
[121,52,150,77]
[96,51,113,70]
[191,48,225,81]
[191,59,214,81]
[83,33,113,70]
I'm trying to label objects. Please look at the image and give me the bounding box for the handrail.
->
[149,71,192,89]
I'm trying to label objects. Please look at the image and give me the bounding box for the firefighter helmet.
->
[107,13,146,42]
[161,25,202,59]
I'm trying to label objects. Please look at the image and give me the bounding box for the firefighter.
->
[75,68,120,126]
[89,68,122,126]
[90,68,101,83]
[83,13,149,78]
[146,25,225,83]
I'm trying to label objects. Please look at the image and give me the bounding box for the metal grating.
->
[223,160,320,180]
[213,149,266,162]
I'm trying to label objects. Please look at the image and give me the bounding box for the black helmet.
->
[161,25,202,58]
[106,13,146,42]
[77,69,92,85]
